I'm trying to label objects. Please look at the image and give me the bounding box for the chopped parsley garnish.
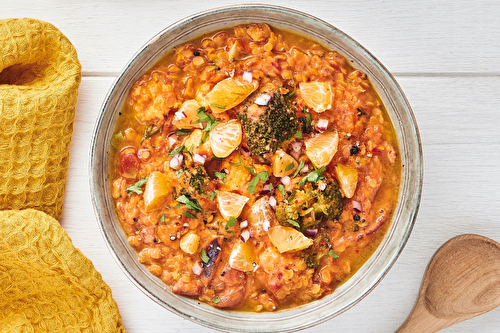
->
[200,249,210,264]
[285,163,295,171]
[125,176,148,196]
[306,113,312,127]
[277,184,286,198]
[210,103,226,109]
[247,171,269,194]
[173,203,181,209]
[141,121,161,144]
[169,145,185,157]
[193,107,220,143]
[239,258,245,262]
[229,151,243,166]
[214,171,227,184]
[176,169,183,179]
[328,249,339,259]
[209,191,217,201]
[212,296,221,304]
[244,166,256,174]
[287,81,297,98]
[294,131,303,139]
[225,216,237,230]
[160,214,166,225]
[293,159,305,178]
[211,156,222,161]
[176,195,203,212]
[287,219,300,228]
[183,211,197,219]
[298,167,326,187]
[176,128,191,136]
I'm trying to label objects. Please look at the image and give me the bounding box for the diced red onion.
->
[240,220,248,229]
[352,200,362,212]
[305,229,318,237]
[290,150,301,161]
[316,119,329,132]
[254,93,272,106]
[242,71,253,83]
[193,153,206,165]
[169,153,183,169]
[192,261,203,276]
[240,146,251,157]
[300,164,309,174]
[318,182,326,191]
[168,133,178,147]
[291,141,302,152]
[268,196,277,208]
[281,176,290,186]
[240,230,250,243]
[174,111,187,120]
[260,183,271,194]
[263,219,271,232]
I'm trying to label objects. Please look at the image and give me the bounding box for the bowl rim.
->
[89,4,423,332]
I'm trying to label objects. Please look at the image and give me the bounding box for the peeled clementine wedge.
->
[217,191,249,220]
[209,119,242,158]
[304,131,339,168]
[334,163,358,198]
[228,240,257,272]
[299,82,333,113]
[207,77,258,113]
[268,226,313,253]
[180,233,200,255]
[172,99,204,129]
[272,149,298,177]
[143,171,173,212]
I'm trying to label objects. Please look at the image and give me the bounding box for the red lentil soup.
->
[109,23,400,311]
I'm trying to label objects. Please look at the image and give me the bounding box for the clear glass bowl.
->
[90,4,422,332]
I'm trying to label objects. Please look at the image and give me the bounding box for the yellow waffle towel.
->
[0,18,81,220]
[0,19,126,332]
[0,209,126,332]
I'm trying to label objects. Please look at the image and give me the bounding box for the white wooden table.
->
[4,1,500,332]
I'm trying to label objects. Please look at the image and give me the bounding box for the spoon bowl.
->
[397,234,500,332]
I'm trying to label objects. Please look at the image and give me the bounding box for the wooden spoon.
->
[396,234,500,333]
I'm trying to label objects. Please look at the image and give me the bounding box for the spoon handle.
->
[395,300,448,333]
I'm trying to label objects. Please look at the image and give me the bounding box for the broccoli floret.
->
[275,176,344,230]
[179,165,213,197]
[237,91,299,161]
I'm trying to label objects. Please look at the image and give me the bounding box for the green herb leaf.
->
[211,156,222,161]
[298,167,326,187]
[293,131,303,139]
[225,216,237,230]
[239,258,246,262]
[228,151,243,166]
[173,203,181,209]
[269,183,273,192]
[285,163,295,171]
[193,108,220,143]
[200,249,210,264]
[125,176,148,196]
[169,145,185,157]
[277,184,286,198]
[160,214,166,225]
[212,296,221,304]
[287,81,297,98]
[306,113,312,127]
[244,166,256,175]
[176,195,203,212]
[293,159,305,178]
[287,219,301,228]
[328,249,339,259]
[141,122,161,145]
[183,211,197,219]
[214,171,227,184]
[176,128,191,136]
[247,171,269,194]
[209,103,226,109]
[209,191,217,201]
[176,168,183,179]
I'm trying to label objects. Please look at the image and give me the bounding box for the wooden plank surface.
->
[2,1,500,332]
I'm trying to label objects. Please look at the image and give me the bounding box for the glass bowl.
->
[90,4,422,332]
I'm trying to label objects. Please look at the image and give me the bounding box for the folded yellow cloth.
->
[0,209,126,332]
[0,18,81,220]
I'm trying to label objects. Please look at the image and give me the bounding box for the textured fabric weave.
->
[0,209,126,333]
[0,18,81,220]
